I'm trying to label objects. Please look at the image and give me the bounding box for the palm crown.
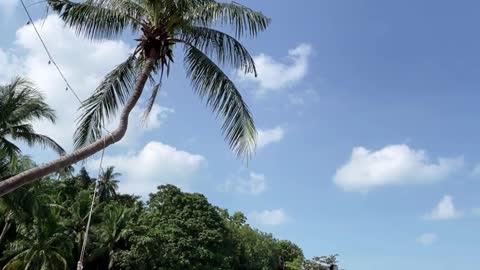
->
[48,0,270,159]
[97,166,120,201]
[0,77,65,163]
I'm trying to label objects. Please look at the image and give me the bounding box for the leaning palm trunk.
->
[0,0,269,197]
[0,58,155,197]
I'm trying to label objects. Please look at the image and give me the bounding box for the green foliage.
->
[47,0,270,159]
[0,77,65,163]
[0,172,342,270]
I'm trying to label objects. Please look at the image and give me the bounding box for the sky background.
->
[1,0,480,269]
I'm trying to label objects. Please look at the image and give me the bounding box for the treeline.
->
[0,164,340,270]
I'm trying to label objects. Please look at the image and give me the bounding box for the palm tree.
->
[0,0,269,196]
[0,157,41,244]
[91,204,133,269]
[2,213,73,270]
[50,190,99,260]
[0,77,66,165]
[97,166,120,201]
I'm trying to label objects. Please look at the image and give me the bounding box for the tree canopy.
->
[0,167,342,270]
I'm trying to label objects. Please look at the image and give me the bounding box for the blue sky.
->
[2,0,480,269]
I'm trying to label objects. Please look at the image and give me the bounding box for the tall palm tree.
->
[0,77,66,165]
[0,0,269,196]
[97,166,120,201]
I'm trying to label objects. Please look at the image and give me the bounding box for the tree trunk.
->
[0,220,11,243]
[0,57,156,197]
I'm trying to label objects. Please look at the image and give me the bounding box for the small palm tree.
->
[92,204,133,269]
[51,190,99,260]
[0,0,269,196]
[0,77,66,164]
[0,156,41,244]
[2,212,73,270]
[97,166,120,201]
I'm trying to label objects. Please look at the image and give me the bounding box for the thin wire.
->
[19,0,114,136]
[19,0,83,103]
[20,2,115,268]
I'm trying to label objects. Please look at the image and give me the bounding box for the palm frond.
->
[142,82,161,125]
[47,0,142,40]
[192,2,270,38]
[74,54,139,149]
[1,77,56,124]
[184,45,256,159]
[178,26,257,75]
[13,132,66,156]
[0,138,22,161]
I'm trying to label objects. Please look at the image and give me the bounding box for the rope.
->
[19,0,114,135]
[19,2,117,268]
[76,137,107,270]
[19,0,83,103]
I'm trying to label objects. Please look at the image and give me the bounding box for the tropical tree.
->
[97,166,120,201]
[0,77,65,166]
[0,157,41,244]
[51,190,98,260]
[91,203,134,269]
[0,0,269,196]
[1,212,73,270]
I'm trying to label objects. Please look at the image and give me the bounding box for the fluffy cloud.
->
[250,209,288,226]
[257,126,285,149]
[106,104,174,147]
[237,44,312,94]
[334,144,464,192]
[424,195,461,220]
[87,141,205,197]
[416,233,437,246]
[221,171,266,195]
[0,15,170,150]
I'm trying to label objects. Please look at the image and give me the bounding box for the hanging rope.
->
[19,2,117,268]
[19,0,114,135]
[76,137,107,270]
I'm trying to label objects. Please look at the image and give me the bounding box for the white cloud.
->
[87,141,205,197]
[416,233,437,246]
[106,104,174,147]
[250,209,288,226]
[424,195,461,220]
[237,43,312,94]
[220,171,266,195]
[334,144,464,192]
[257,126,285,149]
[0,0,17,16]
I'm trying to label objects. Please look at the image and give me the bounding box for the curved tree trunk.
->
[0,57,156,197]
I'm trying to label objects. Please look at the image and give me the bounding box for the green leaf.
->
[192,2,271,38]
[178,26,257,75]
[47,0,142,40]
[74,54,139,149]
[184,45,256,159]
